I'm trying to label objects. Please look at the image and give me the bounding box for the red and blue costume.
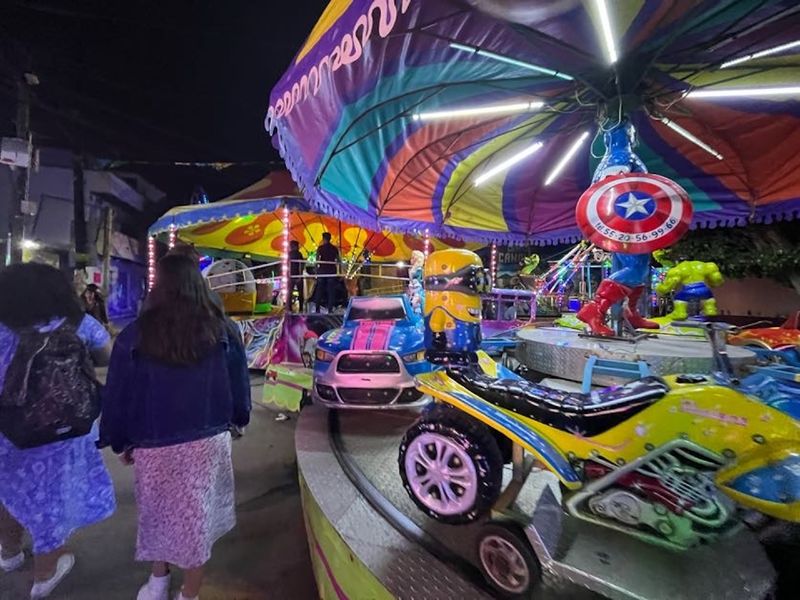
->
[576,121,692,336]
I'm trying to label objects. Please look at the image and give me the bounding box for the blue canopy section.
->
[148,196,310,236]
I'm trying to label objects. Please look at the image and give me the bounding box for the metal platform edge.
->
[295,405,492,600]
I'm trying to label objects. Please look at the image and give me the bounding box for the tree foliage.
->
[664,223,800,289]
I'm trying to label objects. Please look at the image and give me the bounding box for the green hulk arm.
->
[704,263,725,287]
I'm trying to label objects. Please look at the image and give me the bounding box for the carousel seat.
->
[447,369,668,437]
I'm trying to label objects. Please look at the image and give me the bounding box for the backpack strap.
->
[0,329,50,407]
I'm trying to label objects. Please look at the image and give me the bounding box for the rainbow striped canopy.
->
[267,0,800,244]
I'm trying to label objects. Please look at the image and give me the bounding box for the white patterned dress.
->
[133,432,236,569]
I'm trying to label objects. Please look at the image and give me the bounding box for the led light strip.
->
[423,228,431,259]
[167,223,177,250]
[594,0,618,64]
[658,117,723,160]
[413,100,543,122]
[686,86,800,99]
[543,131,591,186]
[490,243,497,290]
[449,42,573,81]
[474,141,544,186]
[720,39,800,69]
[147,236,156,291]
[281,205,290,306]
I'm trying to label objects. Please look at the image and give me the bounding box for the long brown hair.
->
[0,263,84,328]
[137,254,225,365]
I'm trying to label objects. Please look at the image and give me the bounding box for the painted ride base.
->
[555,313,704,337]
[297,406,776,600]
[261,362,312,412]
[517,326,756,387]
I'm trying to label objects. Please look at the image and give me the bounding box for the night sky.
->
[0,0,327,203]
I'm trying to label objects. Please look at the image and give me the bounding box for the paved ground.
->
[0,377,317,600]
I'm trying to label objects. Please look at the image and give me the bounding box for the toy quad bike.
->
[398,250,798,599]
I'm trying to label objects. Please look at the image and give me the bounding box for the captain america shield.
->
[575,173,693,253]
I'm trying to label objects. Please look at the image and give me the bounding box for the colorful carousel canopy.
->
[266,0,800,245]
[149,174,480,263]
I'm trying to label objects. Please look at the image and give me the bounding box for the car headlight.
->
[402,350,427,363]
[315,348,336,362]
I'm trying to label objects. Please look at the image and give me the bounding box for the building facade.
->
[0,146,165,321]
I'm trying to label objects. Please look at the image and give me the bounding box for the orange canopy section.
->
[180,210,480,263]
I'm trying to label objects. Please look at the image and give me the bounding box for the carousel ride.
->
[242,0,800,597]
[147,175,505,415]
[513,120,759,389]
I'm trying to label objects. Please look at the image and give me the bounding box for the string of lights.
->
[167,224,177,250]
[281,205,290,307]
[490,243,497,289]
[147,236,156,291]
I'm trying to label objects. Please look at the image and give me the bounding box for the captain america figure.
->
[576,120,683,336]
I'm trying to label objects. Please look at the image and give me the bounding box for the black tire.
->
[492,429,513,464]
[476,522,541,599]
[398,403,503,524]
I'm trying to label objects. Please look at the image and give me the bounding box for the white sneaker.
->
[30,553,75,599]
[0,544,25,572]
[137,573,171,600]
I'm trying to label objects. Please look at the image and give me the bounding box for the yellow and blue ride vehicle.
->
[398,249,800,596]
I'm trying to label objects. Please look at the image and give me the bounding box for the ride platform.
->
[296,406,776,600]
[516,326,756,386]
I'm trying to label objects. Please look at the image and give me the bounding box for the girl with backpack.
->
[101,254,251,600]
[0,263,116,599]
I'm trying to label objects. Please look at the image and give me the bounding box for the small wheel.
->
[398,404,502,524]
[477,523,541,599]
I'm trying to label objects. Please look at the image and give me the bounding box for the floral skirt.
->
[0,426,116,554]
[134,432,236,569]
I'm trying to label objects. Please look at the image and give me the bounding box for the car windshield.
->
[347,298,407,321]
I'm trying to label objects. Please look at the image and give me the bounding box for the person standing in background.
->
[288,240,305,312]
[101,254,250,600]
[0,263,115,599]
[81,284,109,326]
[315,232,339,313]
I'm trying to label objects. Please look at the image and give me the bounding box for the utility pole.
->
[73,153,89,270]
[101,206,113,296]
[7,73,34,264]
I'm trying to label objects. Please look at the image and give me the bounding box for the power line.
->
[36,77,225,156]
[102,159,280,169]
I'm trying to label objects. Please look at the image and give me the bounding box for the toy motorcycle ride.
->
[398,249,798,598]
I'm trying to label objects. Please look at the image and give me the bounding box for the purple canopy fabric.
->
[267,0,800,244]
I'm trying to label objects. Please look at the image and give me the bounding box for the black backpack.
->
[0,323,100,449]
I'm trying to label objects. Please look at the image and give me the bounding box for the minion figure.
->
[423,249,488,365]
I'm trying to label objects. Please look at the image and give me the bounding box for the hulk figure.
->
[654,254,724,319]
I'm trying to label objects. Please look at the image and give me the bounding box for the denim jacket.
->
[99,319,251,453]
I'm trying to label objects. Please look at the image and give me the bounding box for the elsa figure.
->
[408,250,425,315]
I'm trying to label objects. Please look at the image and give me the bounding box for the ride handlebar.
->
[670,321,740,377]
